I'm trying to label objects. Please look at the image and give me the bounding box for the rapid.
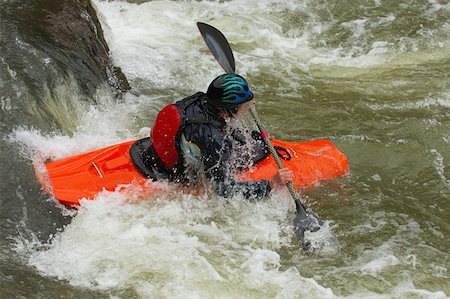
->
[1,0,449,298]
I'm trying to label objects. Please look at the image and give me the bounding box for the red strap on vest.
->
[150,104,181,168]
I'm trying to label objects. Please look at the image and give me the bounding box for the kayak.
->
[35,137,349,206]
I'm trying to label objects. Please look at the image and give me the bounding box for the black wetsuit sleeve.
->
[187,125,271,199]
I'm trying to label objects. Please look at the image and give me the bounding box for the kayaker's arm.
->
[185,125,271,199]
[204,135,293,198]
[211,167,272,199]
[207,144,272,199]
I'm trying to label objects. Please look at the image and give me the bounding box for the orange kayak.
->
[35,138,349,206]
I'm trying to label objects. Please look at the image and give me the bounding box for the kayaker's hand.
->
[269,168,294,190]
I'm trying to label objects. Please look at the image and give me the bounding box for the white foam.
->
[7,90,161,162]
[14,190,339,297]
[8,128,114,161]
[346,280,448,299]
[331,134,381,143]
[94,0,223,90]
[368,93,450,111]
[240,248,335,298]
[360,254,399,274]
[429,149,450,190]
[428,0,450,11]
[92,0,406,92]
[391,280,448,299]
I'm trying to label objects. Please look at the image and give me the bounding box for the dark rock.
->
[0,0,130,99]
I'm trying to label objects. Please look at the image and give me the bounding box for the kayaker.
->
[147,73,293,198]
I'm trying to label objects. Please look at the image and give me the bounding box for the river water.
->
[1,0,449,298]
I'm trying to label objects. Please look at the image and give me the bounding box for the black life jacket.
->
[149,92,223,175]
[133,92,269,181]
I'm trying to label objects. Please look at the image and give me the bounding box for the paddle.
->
[197,22,323,248]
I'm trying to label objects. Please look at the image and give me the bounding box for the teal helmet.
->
[206,73,253,109]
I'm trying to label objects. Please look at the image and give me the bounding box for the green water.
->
[0,0,449,297]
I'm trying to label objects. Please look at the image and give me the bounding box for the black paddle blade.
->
[293,208,323,250]
[197,22,236,74]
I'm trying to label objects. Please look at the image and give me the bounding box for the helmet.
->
[206,73,253,109]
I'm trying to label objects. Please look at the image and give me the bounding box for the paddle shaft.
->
[196,22,314,229]
[249,106,307,217]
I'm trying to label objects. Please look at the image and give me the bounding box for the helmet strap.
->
[206,101,238,118]
[225,107,239,118]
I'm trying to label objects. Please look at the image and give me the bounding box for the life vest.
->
[150,92,222,172]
